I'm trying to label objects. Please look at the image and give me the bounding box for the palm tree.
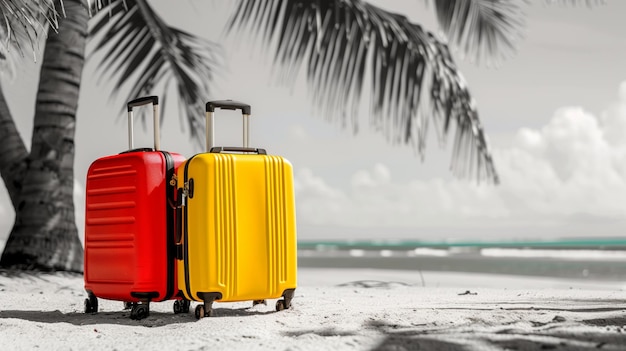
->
[0,0,519,271]
[0,0,219,271]
[0,0,88,271]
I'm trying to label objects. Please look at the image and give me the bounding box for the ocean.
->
[297,238,626,281]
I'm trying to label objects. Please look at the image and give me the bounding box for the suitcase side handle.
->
[126,95,160,151]
[174,188,184,260]
[205,100,252,152]
[209,146,267,155]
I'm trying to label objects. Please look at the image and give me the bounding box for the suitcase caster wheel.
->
[276,299,286,311]
[252,300,267,306]
[84,293,98,313]
[195,305,212,319]
[195,305,204,319]
[130,304,149,320]
[174,300,191,314]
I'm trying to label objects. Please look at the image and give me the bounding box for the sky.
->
[2,0,626,245]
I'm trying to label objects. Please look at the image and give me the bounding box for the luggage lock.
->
[183,178,194,204]
[169,174,178,187]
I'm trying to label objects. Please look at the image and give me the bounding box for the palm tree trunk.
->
[0,0,87,272]
[0,84,28,209]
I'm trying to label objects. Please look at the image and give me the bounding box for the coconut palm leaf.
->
[227,0,500,183]
[434,0,606,64]
[88,0,222,146]
[0,0,62,67]
[433,0,526,65]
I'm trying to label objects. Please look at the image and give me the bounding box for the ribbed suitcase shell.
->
[177,153,297,303]
[84,150,185,302]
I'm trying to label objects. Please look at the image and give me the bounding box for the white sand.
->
[1,268,626,350]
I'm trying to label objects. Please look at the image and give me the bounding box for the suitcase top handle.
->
[206,100,251,115]
[126,96,160,151]
[210,146,266,155]
[205,100,252,152]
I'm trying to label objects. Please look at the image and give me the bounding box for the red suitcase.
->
[83,96,188,320]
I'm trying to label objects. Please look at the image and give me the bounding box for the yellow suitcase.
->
[175,100,297,319]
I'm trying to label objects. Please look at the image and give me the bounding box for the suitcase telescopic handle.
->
[127,96,160,151]
[205,100,252,152]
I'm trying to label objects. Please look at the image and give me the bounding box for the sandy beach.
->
[1,267,625,350]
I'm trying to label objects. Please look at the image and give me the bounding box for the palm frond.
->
[433,0,527,66]
[0,0,62,66]
[88,0,222,148]
[228,0,498,183]
[85,0,130,18]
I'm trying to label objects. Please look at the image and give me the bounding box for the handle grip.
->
[206,100,251,115]
[210,146,266,155]
[126,95,160,151]
[205,99,252,152]
[127,96,158,111]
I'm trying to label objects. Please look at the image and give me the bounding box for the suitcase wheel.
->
[276,289,295,312]
[173,300,190,314]
[252,300,267,307]
[195,304,212,319]
[84,292,98,314]
[275,299,286,312]
[130,304,149,320]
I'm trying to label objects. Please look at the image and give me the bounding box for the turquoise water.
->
[298,238,626,250]
[297,238,626,280]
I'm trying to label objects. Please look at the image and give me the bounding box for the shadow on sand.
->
[0,306,278,327]
[364,318,626,351]
[278,312,626,351]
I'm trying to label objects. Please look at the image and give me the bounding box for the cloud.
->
[293,82,626,238]
[295,164,509,230]
[496,105,626,218]
[350,163,391,188]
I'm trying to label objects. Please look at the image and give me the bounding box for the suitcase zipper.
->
[182,155,197,301]
[161,151,176,301]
